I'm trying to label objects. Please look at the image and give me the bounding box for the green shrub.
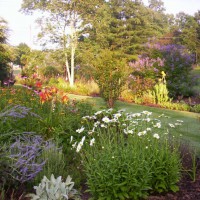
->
[73,109,182,199]
[190,104,200,113]
[150,44,195,98]
[33,141,67,186]
[160,102,190,112]
[40,66,61,78]
[93,49,129,108]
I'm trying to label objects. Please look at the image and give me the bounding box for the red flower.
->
[62,95,69,103]
[51,87,58,94]
[35,81,42,88]
[39,92,47,104]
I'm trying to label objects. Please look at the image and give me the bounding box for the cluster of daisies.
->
[71,109,183,153]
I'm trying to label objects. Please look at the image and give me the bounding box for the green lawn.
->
[69,93,200,150]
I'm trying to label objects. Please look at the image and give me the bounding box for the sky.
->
[0,0,200,49]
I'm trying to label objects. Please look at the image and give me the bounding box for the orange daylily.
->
[62,95,69,103]
[51,87,58,94]
[39,91,47,104]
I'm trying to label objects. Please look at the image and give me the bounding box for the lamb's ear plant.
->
[26,174,80,200]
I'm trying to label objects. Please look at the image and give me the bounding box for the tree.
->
[14,43,31,68]
[0,17,11,86]
[148,0,165,12]
[175,12,199,55]
[21,0,85,86]
[194,10,200,63]
[79,0,170,61]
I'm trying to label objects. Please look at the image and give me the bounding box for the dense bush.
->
[40,65,61,78]
[129,56,165,98]
[93,49,129,108]
[151,44,195,98]
[73,109,182,199]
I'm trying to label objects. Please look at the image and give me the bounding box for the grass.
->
[7,84,200,150]
[68,93,200,150]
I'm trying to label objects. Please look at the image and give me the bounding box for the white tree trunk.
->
[68,16,77,87]
[65,52,71,82]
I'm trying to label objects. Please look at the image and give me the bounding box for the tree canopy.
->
[0,17,12,86]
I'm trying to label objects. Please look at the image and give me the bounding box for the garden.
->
[0,59,200,199]
[1,0,200,199]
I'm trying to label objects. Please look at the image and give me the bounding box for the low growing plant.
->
[27,174,80,200]
[8,133,49,183]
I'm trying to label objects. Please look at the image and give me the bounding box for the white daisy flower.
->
[113,113,121,118]
[102,116,110,123]
[146,127,152,132]
[153,133,160,139]
[142,111,152,116]
[76,126,85,133]
[169,123,175,128]
[154,122,161,128]
[95,110,103,115]
[90,138,95,146]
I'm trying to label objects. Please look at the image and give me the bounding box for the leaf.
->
[170,185,179,192]
[120,186,128,192]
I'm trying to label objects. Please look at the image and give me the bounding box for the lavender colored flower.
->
[0,105,41,122]
[8,133,56,183]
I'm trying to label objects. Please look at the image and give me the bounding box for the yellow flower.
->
[161,71,166,77]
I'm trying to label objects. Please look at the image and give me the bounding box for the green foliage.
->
[150,44,195,97]
[48,77,100,96]
[13,43,31,67]
[129,56,165,98]
[0,17,11,86]
[93,49,128,108]
[152,71,171,104]
[0,86,94,196]
[0,143,11,188]
[73,109,182,199]
[190,104,200,113]
[33,143,67,186]
[40,66,61,78]
[0,86,94,141]
[27,174,80,200]
[175,12,199,54]
[159,102,191,112]
[80,0,169,60]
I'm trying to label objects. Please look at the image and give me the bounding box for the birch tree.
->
[21,0,82,86]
